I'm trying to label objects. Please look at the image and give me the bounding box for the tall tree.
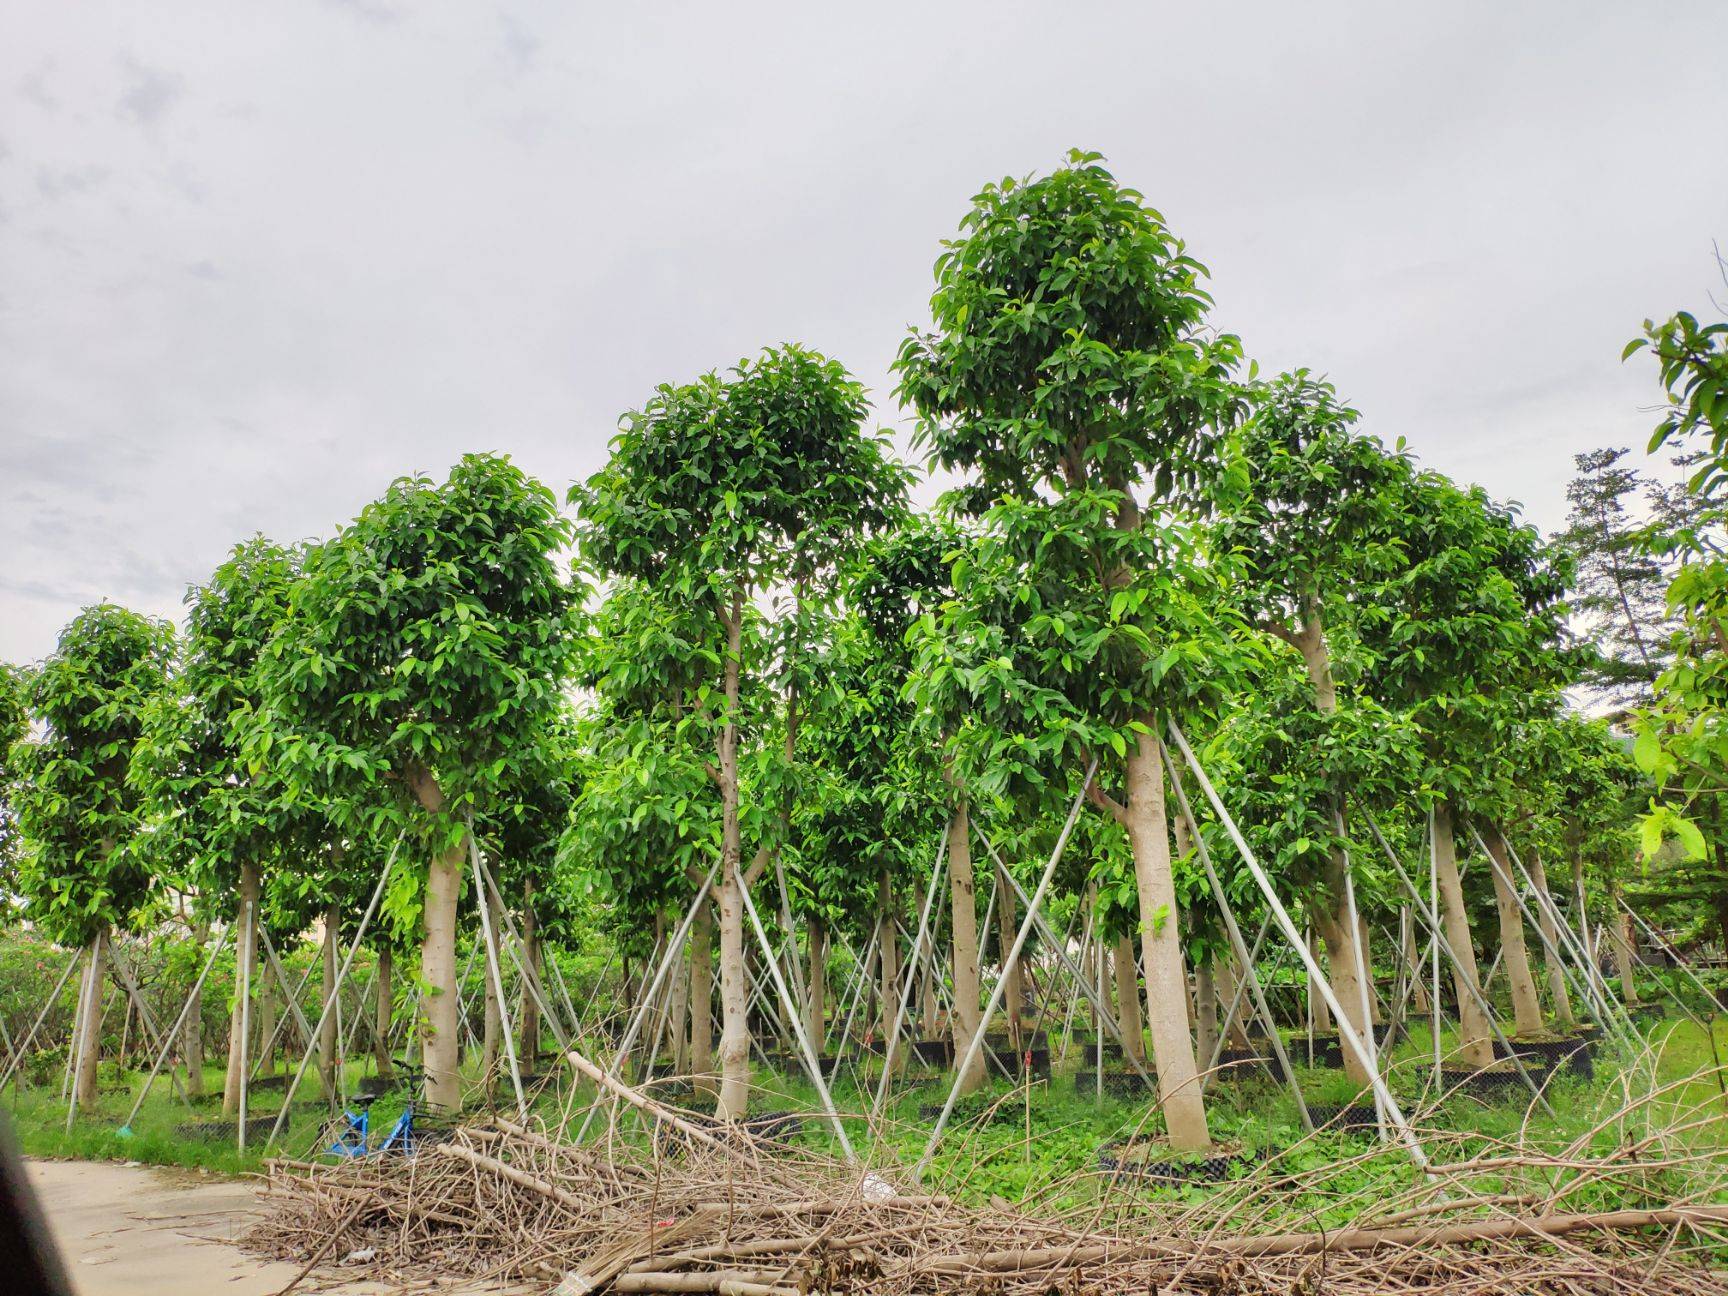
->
[1213,371,1415,1081]
[1361,475,1570,1062]
[898,151,1245,1151]
[256,454,578,1112]
[572,348,908,1117]
[133,537,306,1111]
[10,604,174,1110]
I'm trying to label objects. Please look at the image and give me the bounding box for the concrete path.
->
[27,1158,388,1295]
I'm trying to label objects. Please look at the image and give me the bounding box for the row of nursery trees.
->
[1,152,1723,1154]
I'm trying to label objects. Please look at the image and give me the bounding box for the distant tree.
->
[1360,475,1570,1060]
[256,455,578,1113]
[1213,370,1415,1081]
[133,536,307,1111]
[573,345,908,1119]
[1553,448,1674,705]
[0,661,31,899]
[10,605,174,1110]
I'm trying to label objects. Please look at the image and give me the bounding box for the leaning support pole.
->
[476,856,576,1054]
[736,874,857,1163]
[1472,825,1629,1037]
[107,943,194,1111]
[1619,898,1720,1028]
[576,861,718,1142]
[1166,755,1313,1132]
[983,837,1159,1094]
[0,951,81,1094]
[467,827,526,1121]
[915,762,1095,1181]
[1359,813,1555,1116]
[1166,722,1430,1170]
[121,925,233,1133]
[870,834,949,1123]
[265,835,403,1149]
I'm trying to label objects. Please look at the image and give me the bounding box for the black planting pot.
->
[661,1109,804,1153]
[355,1075,392,1099]
[1439,1067,1543,1100]
[1305,1102,1380,1131]
[1493,1036,1594,1079]
[911,1039,953,1068]
[175,1114,284,1143]
[983,1029,1049,1051]
[1286,1033,1343,1068]
[1213,1047,1287,1084]
[1074,1069,1157,1099]
[250,1074,288,1093]
[983,1043,1051,1080]
[1075,1041,1127,1064]
[916,1100,1019,1125]
[1098,1140,1263,1183]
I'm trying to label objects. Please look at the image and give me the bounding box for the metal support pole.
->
[1359,812,1555,1115]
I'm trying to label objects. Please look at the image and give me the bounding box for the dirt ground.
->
[26,1158,404,1295]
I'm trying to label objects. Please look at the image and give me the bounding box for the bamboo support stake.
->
[915,761,1095,1180]
[870,833,948,1124]
[736,873,857,1162]
[265,834,403,1149]
[467,825,527,1121]
[1166,721,1429,1169]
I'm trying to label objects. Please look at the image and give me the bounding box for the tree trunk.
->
[519,881,541,1065]
[714,587,751,1120]
[1194,962,1218,1067]
[1483,825,1544,1037]
[996,863,1022,1049]
[222,861,261,1115]
[690,898,714,1090]
[320,904,340,1093]
[1315,851,1371,1083]
[255,969,275,1077]
[1405,910,1430,1015]
[920,948,938,1039]
[73,927,107,1113]
[1434,800,1494,1066]
[1215,955,1252,1048]
[877,868,899,1067]
[1608,874,1638,1005]
[803,917,826,1051]
[947,797,985,1093]
[408,765,465,1114]
[1124,727,1209,1152]
[1309,929,1332,1031]
[185,923,208,1096]
[1112,935,1144,1061]
[374,944,394,1077]
[1526,849,1574,1027]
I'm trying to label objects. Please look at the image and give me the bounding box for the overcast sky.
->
[3,2,1725,665]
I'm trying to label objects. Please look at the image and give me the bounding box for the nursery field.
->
[6,147,1728,1294]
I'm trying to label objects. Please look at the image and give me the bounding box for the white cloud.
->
[1,1,1726,664]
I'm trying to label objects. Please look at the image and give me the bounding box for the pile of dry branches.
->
[248,1051,1728,1295]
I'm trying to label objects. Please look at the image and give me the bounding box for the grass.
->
[9,1008,1727,1231]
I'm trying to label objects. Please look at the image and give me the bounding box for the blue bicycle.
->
[326,1060,427,1158]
